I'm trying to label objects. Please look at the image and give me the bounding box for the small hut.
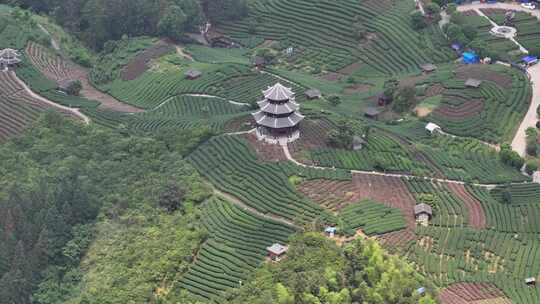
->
[525,277,536,286]
[0,48,21,69]
[253,56,266,68]
[465,78,483,88]
[425,122,441,135]
[305,88,322,100]
[185,68,202,80]
[267,243,288,262]
[364,107,382,120]
[57,79,78,94]
[414,203,433,225]
[378,93,391,106]
[420,63,437,74]
[324,226,337,238]
[352,136,366,151]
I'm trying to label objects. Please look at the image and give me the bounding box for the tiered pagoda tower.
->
[252,83,304,143]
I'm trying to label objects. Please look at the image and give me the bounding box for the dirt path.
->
[212,188,300,230]
[35,24,143,113]
[151,93,250,112]
[9,71,90,124]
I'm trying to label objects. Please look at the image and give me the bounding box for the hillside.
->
[1,0,540,303]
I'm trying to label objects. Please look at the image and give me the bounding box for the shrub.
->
[525,159,540,175]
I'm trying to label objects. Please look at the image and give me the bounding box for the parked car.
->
[521,3,536,10]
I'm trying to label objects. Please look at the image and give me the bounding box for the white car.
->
[521,3,536,10]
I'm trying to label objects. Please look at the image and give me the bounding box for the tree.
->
[66,80,82,96]
[158,5,188,41]
[499,143,525,170]
[327,120,354,149]
[392,86,416,113]
[424,3,441,21]
[462,24,478,41]
[502,189,513,204]
[411,11,426,30]
[353,22,368,40]
[327,94,342,107]
[203,0,249,23]
[525,159,540,175]
[158,182,186,213]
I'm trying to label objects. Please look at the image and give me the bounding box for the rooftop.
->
[305,88,321,99]
[364,107,382,117]
[267,243,288,255]
[257,99,299,115]
[425,122,441,133]
[252,111,304,129]
[465,78,483,88]
[414,203,433,216]
[263,83,294,101]
[185,68,202,78]
[420,63,437,72]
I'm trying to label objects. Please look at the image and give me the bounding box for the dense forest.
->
[0,112,213,303]
[0,0,247,49]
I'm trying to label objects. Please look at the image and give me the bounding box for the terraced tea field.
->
[220,0,454,74]
[179,197,296,300]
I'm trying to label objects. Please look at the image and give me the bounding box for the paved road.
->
[458,3,539,157]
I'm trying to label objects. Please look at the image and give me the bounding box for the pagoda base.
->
[255,127,300,145]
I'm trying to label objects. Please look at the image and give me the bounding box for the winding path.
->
[212,187,300,229]
[456,3,540,156]
[9,71,90,124]
[282,144,532,188]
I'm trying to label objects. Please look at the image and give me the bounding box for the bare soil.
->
[241,133,288,162]
[439,283,511,304]
[320,72,343,82]
[446,183,487,229]
[121,40,175,81]
[25,42,143,113]
[415,106,433,117]
[337,62,363,75]
[343,83,373,94]
[455,66,513,89]
[433,99,484,120]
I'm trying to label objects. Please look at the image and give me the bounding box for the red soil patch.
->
[320,72,343,82]
[439,283,511,304]
[455,66,513,89]
[399,74,428,88]
[289,119,333,164]
[424,83,446,98]
[461,10,479,17]
[242,133,287,162]
[120,40,174,81]
[433,99,484,120]
[446,184,486,229]
[338,62,363,75]
[343,83,373,94]
[480,8,508,16]
[377,230,416,248]
[25,42,143,113]
[298,174,417,229]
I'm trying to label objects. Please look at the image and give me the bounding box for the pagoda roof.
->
[263,83,294,101]
[0,48,21,59]
[257,99,299,115]
[252,111,304,129]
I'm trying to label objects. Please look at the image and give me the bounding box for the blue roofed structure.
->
[462,52,478,64]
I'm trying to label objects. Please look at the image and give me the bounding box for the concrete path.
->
[512,63,540,156]
[9,71,90,124]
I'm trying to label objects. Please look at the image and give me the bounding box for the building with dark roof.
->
[252,83,304,144]
[253,56,266,68]
[364,107,382,120]
[414,203,433,226]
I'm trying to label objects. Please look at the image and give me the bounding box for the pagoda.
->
[252,83,304,144]
[0,48,21,70]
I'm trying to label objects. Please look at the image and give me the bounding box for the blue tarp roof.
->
[523,55,538,63]
[451,43,461,51]
[462,52,478,64]
[325,227,337,233]
[417,287,426,294]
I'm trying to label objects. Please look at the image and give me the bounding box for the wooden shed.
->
[185,68,202,80]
